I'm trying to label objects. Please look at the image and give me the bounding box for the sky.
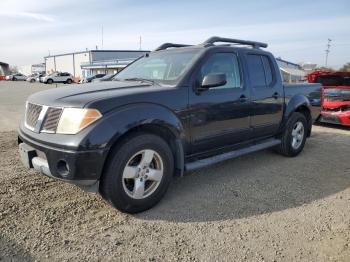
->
[0,0,349,69]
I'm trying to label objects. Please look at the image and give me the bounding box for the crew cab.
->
[18,37,321,213]
[307,70,350,126]
[40,72,74,84]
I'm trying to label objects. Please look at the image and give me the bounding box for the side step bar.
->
[185,139,281,172]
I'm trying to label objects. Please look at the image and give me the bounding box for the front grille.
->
[323,107,341,112]
[25,103,43,129]
[42,107,63,132]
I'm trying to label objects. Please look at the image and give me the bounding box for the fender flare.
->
[81,103,186,176]
[284,95,311,120]
[282,94,312,132]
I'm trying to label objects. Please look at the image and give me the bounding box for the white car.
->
[6,73,27,81]
[41,72,74,84]
[26,73,42,83]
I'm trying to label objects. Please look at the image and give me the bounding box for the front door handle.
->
[272,92,279,99]
[239,95,247,103]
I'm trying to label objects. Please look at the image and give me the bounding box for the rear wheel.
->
[276,112,307,157]
[66,79,72,84]
[100,133,174,213]
[30,79,35,83]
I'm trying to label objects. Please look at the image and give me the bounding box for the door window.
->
[247,54,274,87]
[200,53,241,89]
[262,56,273,86]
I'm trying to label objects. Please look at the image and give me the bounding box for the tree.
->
[340,63,350,71]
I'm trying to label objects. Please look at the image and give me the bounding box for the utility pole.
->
[139,36,142,50]
[101,25,104,49]
[325,38,331,67]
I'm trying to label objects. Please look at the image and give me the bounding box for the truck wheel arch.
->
[94,103,187,178]
[283,95,312,136]
[105,123,185,178]
[294,106,312,137]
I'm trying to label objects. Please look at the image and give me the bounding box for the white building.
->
[18,63,45,76]
[44,50,149,80]
[299,62,318,74]
[276,58,306,83]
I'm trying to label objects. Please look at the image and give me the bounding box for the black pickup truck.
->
[18,37,321,213]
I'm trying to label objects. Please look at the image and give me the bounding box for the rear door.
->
[246,53,283,138]
[189,51,252,154]
[54,73,62,82]
[62,73,70,82]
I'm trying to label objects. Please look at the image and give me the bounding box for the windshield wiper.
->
[123,77,158,85]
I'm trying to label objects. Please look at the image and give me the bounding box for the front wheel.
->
[100,133,174,213]
[66,79,72,84]
[275,112,307,157]
[46,79,53,84]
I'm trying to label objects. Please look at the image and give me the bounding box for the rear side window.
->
[247,54,274,87]
[262,56,273,85]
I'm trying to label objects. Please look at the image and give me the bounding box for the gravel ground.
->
[1,82,350,261]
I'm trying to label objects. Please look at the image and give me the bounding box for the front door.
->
[189,52,251,154]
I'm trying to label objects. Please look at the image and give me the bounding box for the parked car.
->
[92,73,116,82]
[6,73,27,81]
[27,73,44,83]
[18,37,321,213]
[307,70,350,126]
[80,74,106,83]
[37,73,46,82]
[40,72,74,84]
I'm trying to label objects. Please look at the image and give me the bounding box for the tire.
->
[30,79,35,83]
[47,79,53,84]
[275,112,307,157]
[66,79,72,84]
[100,133,174,213]
[12,77,17,81]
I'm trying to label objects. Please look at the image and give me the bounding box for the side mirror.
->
[200,73,227,90]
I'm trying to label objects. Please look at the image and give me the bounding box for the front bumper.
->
[320,110,350,126]
[18,128,109,191]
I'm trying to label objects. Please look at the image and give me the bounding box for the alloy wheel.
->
[122,149,164,199]
[291,121,304,149]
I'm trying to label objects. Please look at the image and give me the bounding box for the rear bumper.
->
[320,110,350,126]
[18,128,109,191]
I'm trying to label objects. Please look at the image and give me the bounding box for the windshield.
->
[115,49,201,86]
[324,88,350,102]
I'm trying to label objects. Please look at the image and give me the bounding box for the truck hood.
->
[27,81,160,112]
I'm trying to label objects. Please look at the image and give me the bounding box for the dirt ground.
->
[1,82,350,261]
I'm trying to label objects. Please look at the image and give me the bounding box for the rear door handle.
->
[272,92,279,99]
[239,95,247,102]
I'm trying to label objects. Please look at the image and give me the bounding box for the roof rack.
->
[155,43,192,51]
[203,36,268,49]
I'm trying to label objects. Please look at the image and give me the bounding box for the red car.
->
[307,71,350,126]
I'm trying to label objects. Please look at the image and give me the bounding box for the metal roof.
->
[44,50,150,59]
[280,67,306,77]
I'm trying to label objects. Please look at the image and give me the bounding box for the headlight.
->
[56,108,102,134]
